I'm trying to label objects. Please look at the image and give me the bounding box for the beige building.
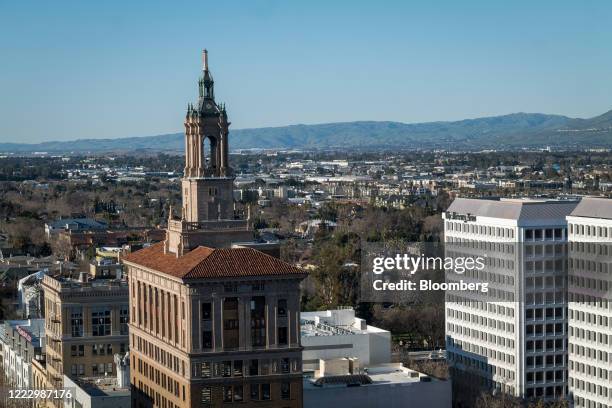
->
[124,50,307,408]
[124,245,306,408]
[40,273,129,403]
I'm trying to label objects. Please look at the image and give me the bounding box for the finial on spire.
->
[202,49,208,71]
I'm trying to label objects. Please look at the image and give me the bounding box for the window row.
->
[192,357,297,379]
[569,223,611,238]
[70,343,128,356]
[201,382,293,405]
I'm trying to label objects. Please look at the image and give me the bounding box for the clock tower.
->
[165,50,254,255]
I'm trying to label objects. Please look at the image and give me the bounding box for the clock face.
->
[206,103,212,109]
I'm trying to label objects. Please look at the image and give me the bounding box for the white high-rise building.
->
[443,198,578,401]
[566,197,612,408]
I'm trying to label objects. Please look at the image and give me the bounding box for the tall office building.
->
[443,198,578,402]
[566,197,612,408]
[124,51,307,408]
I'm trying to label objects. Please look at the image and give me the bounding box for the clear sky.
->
[1,0,611,143]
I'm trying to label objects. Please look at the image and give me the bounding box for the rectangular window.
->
[71,308,83,337]
[201,387,212,404]
[234,385,243,402]
[261,383,271,400]
[202,331,213,349]
[222,361,232,377]
[223,386,233,403]
[250,296,266,347]
[281,382,290,400]
[120,306,129,335]
[233,360,243,377]
[249,359,259,376]
[202,303,212,320]
[201,362,211,378]
[278,299,287,316]
[278,327,288,346]
[250,384,260,401]
[281,358,290,374]
[92,307,111,336]
[223,297,239,349]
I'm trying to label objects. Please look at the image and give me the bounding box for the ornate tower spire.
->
[165,49,253,255]
[202,49,208,71]
[199,48,214,101]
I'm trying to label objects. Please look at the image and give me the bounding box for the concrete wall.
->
[304,379,452,408]
[303,333,370,367]
[64,376,130,408]
[302,328,391,369]
[367,326,392,365]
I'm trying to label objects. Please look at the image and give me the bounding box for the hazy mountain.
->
[1,111,611,154]
[501,110,612,148]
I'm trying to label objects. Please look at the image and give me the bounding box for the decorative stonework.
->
[164,50,253,256]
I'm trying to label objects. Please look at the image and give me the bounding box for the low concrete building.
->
[303,362,451,408]
[62,352,130,408]
[63,375,130,408]
[301,308,391,371]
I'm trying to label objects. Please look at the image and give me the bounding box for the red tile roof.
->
[123,242,306,279]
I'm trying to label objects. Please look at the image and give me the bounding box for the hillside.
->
[1,110,611,154]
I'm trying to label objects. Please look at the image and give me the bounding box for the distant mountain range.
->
[2,110,612,154]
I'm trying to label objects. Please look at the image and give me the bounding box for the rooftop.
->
[304,363,433,390]
[47,218,108,230]
[66,376,130,397]
[123,242,306,279]
[569,197,612,220]
[301,308,388,337]
[3,319,45,345]
[42,274,128,292]
[446,197,579,222]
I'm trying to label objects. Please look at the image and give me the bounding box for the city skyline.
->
[1,0,612,143]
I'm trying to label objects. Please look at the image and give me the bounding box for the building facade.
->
[41,273,129,393]
[124,51,307,408]
[566,197,612,408]
[300,308,391,371]
[164,49,253,256]
[0,319,45,389]
[443,198,578,402]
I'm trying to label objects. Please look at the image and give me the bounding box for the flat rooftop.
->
[68,376,130,397]
[303,364,432,390]
[301,308,388,337]
[446,197,579,223]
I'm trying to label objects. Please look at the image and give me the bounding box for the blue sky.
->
[1,0,611,143]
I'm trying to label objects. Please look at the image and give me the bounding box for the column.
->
[267,295,276,348]
[184,127,190,176]
[213,296,223,351]
[244,297,252,350]
[197,132,203,176]
[237,297,246,350]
